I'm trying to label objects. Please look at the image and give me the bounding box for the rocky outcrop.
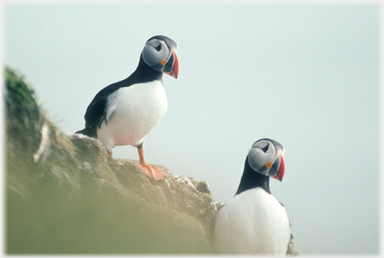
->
[5,67,219,254]
[5,67,298,255]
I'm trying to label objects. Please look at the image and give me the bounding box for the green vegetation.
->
[5,67,214,254]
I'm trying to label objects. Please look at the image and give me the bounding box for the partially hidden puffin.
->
[76,35,179,180]
[213,138,292,254]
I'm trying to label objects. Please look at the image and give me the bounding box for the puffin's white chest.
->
[213,188,291,255]
[97,80,167,150]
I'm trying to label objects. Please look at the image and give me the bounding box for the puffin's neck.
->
[123,55,163,85]
[235,156,271,195]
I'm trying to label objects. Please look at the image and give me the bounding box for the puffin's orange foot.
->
[138,164,165,180]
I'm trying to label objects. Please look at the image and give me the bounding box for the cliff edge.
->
[5,67,219,254]
[5,67,298,255]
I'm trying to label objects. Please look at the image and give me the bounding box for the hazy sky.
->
[4,3,380,255]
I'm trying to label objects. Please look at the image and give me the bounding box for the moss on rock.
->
[5,67,218,254]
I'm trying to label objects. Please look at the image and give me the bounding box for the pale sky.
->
[4,2,380,254]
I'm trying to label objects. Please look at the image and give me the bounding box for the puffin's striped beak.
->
[271,155,285,182]
[164,50,179,79]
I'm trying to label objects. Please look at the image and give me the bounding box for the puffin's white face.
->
[248,138,285,181]
[142,37,179,78]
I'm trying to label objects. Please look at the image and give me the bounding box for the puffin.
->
[76,35,179,180]
[212,138,292,254]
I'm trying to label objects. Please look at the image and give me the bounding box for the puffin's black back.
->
[76,55,163,137]
[235,156,271,195]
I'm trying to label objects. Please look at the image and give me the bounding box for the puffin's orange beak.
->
[164,51,179,79]
[272,155,285,182]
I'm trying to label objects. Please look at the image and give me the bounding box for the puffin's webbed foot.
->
[139,164,165,180]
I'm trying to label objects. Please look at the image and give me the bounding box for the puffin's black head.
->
[247,138,286,181]
[141,35,179,79]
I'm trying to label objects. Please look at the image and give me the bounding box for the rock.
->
[5,66,299,255]
[287,237,300,256]
[5,67,218,254]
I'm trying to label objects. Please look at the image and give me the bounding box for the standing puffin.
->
[213,138,292,254]
[76,35,179,181]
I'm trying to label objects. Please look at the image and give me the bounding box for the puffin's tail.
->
[75,127,96,138]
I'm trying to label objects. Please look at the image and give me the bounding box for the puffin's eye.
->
[261,143,269,153]
[155,44,161,51]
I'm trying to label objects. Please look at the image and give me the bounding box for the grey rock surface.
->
[5,67,218,254]
[5,67,298,255]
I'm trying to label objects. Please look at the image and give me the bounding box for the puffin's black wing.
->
[279,201,296,254]
[76,84,121,137]
[85,85,121,127]
[76,55,163,138]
